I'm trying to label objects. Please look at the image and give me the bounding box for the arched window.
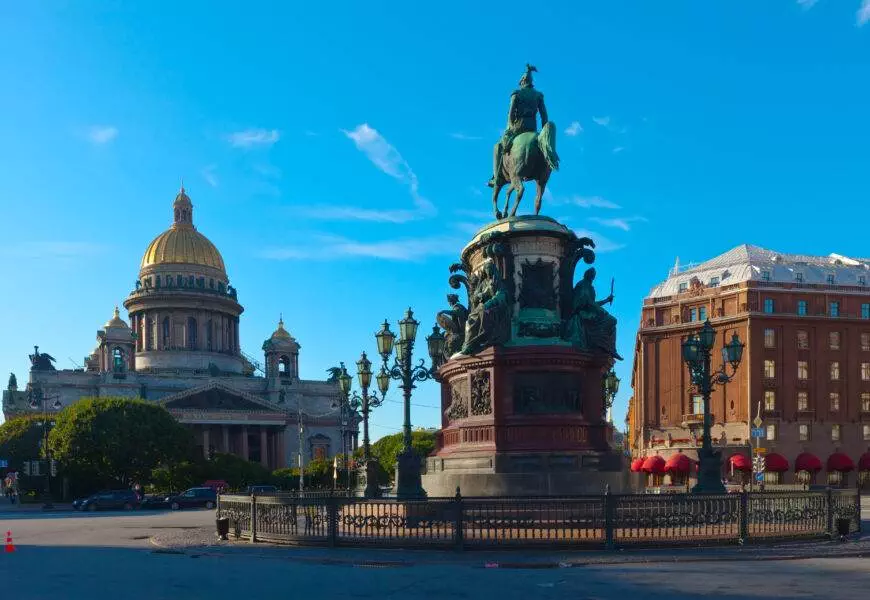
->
[278,355,291,377]
[112,348,125,372]
[155,275,161,288]
[177,275,183,287]
[206,319,213,351]
[187,317,197,350]
[162,317,170,349]
[145,318,153,351]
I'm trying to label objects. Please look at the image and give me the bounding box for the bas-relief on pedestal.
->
[422,215,625,497]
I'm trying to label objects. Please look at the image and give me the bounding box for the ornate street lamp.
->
[28,385,62,509]
[603,368,620,422]
[377,308,445,499]
[680,319,745,494]
[337,355,384,498]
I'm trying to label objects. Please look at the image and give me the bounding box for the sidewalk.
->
[149,521,870,568]
[0,499,73,513]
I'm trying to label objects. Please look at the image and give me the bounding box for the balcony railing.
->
[681,413,707,425]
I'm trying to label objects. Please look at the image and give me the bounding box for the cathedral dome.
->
[139,187,227,276]
[104,306,129,329]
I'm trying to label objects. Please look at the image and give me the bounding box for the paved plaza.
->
[1,503,868,599]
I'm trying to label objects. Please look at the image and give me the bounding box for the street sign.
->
[751,427,765,438]
[755,472,764,482]
[754,447,766,454]
[0,459,7,468]
[753,416,763,428]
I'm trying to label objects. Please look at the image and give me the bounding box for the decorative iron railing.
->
[217,487,861,550]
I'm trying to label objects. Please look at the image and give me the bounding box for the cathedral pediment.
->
[159,381,280,413]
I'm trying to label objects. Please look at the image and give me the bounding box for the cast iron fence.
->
[217,487,861,550]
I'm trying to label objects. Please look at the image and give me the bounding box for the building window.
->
[827,274,835,285]
[763,360,776,379]
[206,319,213,351]
[187,318,197,350]
[209,278,215,289]
[797,330,809,349]
[112,348,125,373]
[162,317,170,349]
[797,391,809,411]
[864,425,870,441]
[689,308,697,322]
[831,424,841,441]
[830,302,840,317]
[797,360,808,380]
[699,306,707,321]
[691,394,703,415]
[709,276,720,287]
[762,270,771,282]
[862,363,870,381]
[766,424,777,441]
[763,471,783,485]
[830,392,840,412]
[863,304,870,319]
[830,362,840,380]
[862,392,870,412]
[763,298,774,313]
[764,390,776,411]
[797,300,807,316]
[145,318,153,351]
[830,331,841,350]
[863,333,870,351]
[678,282,688,293]
[764,328,776,348]
[799,424,809,441]
[795,272,804,283]
[860,275,867,286]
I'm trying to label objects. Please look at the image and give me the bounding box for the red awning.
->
[642,455,666,474]
[827,452,855,472]
[630,458,645,472]
[859,452,870,471]
[795,452,822,473]
[665,453,691,473]
[729,453,751,472]
[764,453,789,472]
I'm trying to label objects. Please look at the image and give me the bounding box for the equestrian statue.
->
[488,64,559,220]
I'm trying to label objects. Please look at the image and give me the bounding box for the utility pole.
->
[297,400,304,493]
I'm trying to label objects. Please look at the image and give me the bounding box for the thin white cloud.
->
[589,216,647,231]
[612,146,625,154]
[227,128,280,148]
[859,0,870,25]
[252,163,282,179]
[1,241,106,259]
[565,121,583,136]
[201,165,218,188]
[260,234,461,262]
[85,126,118,145]
[592,116,611,127]
[304,130,318,137]
[450,132,482,141]
[564,228,624,253]
[550,193,622,210]
[797,0,818,9]
[454,208,493,220]
[328,123,434,221]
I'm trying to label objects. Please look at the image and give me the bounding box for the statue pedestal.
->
[421,345,624,497]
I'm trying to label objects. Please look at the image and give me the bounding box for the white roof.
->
[649,244,870,299]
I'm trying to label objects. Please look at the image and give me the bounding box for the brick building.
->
[628,245,870,489]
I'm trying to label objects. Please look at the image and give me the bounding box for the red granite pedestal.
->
[422,345,625,496]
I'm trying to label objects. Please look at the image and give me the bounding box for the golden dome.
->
[139,186,227,275]
[104,306,129,329]
[270,316,294,341]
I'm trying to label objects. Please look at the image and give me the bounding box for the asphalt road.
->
[1,508,869,600]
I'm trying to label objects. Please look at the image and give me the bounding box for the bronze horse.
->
[491,122,560,220]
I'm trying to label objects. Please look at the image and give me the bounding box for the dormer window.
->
[708,276,720,288]
[678,282,688,293]
[795,272,803,283]
[761,270,771,282]
[827,274,835,285]
[860,275,866,286]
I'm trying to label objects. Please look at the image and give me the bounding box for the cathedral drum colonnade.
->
[3,187,356,471]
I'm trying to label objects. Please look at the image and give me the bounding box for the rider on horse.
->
[488,64,549,188]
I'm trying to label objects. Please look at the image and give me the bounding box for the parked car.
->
[139,494,170,509]
[166,487,217,510]
[244,485,277,495]
[73,489,139,512]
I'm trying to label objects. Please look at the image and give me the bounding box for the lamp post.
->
[375,308,445,499]
[28,385,62,510]
[603,368,620,423]
[680,319,744,494]
[337,354,386,498]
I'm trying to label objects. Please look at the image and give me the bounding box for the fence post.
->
[604,484,615,551]
[826,487,834,539]
[453,486,464,552]
[738,490,749,545]
[250,494,258,543]
[326,494,338,547]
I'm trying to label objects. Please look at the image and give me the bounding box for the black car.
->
[73,490,139,512]
[166,487,217,510]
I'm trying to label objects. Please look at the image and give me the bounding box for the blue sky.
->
[1,2,869,436]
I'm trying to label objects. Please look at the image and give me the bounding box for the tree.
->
[48,397,194,489]
[368,429,437,484]
[0,415,44,470]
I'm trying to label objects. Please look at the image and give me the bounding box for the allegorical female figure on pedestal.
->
[564,267,622,360]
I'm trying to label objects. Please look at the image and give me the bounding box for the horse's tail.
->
[538,122,560,171]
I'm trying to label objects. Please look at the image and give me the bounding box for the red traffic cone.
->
[4,531,14,553]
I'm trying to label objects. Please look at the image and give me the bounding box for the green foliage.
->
[369,429,437,484]
[48,396,195,489]
[205,453,272,489]
[0,415,45,469]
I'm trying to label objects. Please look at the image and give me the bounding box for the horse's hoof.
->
[494,211,503,220]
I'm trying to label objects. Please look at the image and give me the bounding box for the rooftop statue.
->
[489,64,560,220]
